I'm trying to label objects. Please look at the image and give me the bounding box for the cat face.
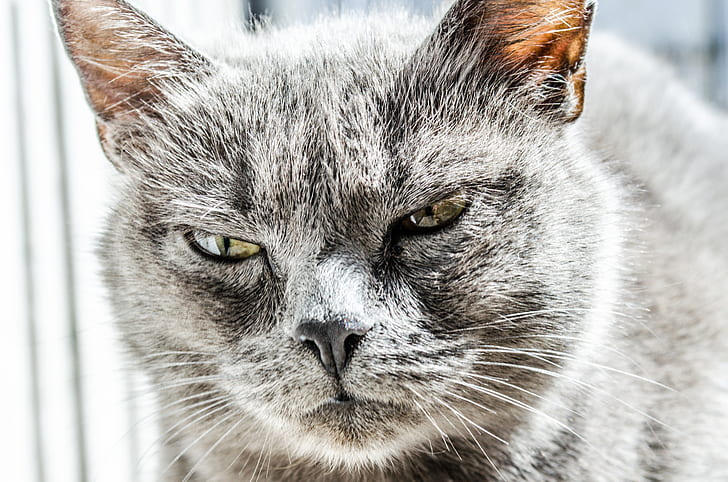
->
[56,0,616,471]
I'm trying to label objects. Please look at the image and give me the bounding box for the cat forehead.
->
[163,75,495,194]
[214,59,394,194]
[133,17,564,225]
[149,61,551,215]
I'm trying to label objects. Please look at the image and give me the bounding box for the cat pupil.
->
[216,236,228,255]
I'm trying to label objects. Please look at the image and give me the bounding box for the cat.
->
[53,0,728,480]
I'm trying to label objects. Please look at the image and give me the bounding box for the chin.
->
[285,396,426,470]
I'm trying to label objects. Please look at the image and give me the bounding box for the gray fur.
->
[54,0,728,480]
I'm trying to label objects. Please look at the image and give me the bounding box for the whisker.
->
[137,394,232,467]
[140,351,221,360]
[182,413,247,482]
[164,408,239,476]
[226,426,260,474]
[125,388,225,466]
[250,429,271,482]
[433,393,507,445]
[146,360,225,370]
[143,375,228,393]
[447,374,620,465]
[471,361,673,430]
[431,397,506,481]
[442,388,498,416]
[162,397,234,446]
[462,372,578,416]
[444,308,579,333]
[471,346,563,368]
[410,389,465,459]
[450,378,585,442]
[406,387,452,452]
[473,334,648,372]
[470,345,673,391]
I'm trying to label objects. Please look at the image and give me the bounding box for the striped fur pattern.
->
[54,0,728,480]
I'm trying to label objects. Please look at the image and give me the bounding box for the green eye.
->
[189,231,261,260]
[400,194,467,232]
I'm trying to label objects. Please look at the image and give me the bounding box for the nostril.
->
[293,317,373,377]
[301,339,320,357]
[343,333,364,366]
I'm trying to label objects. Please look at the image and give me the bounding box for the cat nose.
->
[293,316,372,377]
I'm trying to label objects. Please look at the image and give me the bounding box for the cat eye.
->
[399,194,467,233]
[189,231,261,260]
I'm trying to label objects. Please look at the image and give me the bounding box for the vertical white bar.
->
[16,0,79,480]
[719,0,728,106]
[1,1,38,480]
[48,17,90,482]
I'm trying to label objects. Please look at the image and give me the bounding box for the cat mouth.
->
[311,391,367,414]
[304,390,413,421]
[295,392,422,454]
[328,390,355,405]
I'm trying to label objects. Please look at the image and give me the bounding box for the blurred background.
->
[1,1,726,481]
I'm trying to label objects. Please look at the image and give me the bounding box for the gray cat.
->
[53,0,728,480]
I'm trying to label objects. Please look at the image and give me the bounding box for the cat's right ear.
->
[53,0,212,122]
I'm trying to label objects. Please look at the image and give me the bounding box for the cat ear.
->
[412,0,596,122]
[53,0,211,121]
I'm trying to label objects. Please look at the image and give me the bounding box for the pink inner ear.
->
[422,0,595,121]
[492,1,592,71]
[485,0,594,120]
[56,0,206,120]
[76,52,163,120]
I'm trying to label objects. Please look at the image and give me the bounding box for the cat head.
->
[56,0,616,472]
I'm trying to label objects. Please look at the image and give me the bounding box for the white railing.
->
[1,1,725,481]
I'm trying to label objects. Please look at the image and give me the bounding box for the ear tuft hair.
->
[411,0,596,122]
[53,0,211,121]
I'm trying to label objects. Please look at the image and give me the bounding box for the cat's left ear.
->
[53,0,212,121]
[410,0,596,122]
